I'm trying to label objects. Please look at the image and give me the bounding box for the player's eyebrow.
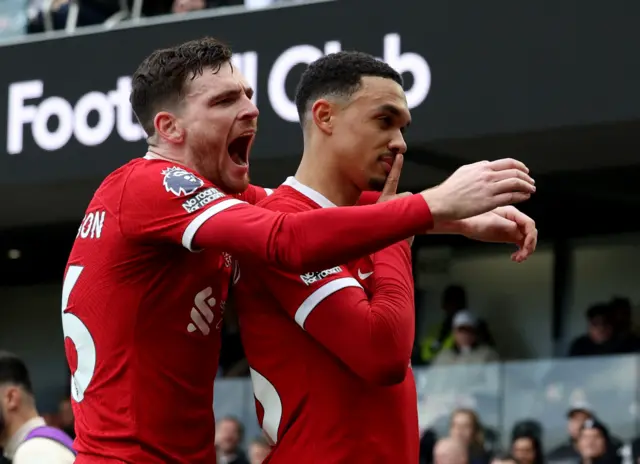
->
[210,86,254,103]
[376,104,412,128]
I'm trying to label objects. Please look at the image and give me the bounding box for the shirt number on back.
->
[250,368,283,445]
[62,265,97,402]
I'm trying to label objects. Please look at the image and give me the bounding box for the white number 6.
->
[62,265,97,402]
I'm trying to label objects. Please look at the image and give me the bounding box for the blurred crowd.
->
[421,404,640,464]
[0,0,301,38]
[217,285,640,380]
[24,0,302,32]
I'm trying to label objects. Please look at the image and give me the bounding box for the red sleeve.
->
[234,184,273,205]
[119,160,432,272]
[259,241,414,385]
[193,194,431,272]
[356,191,381,205]
[118,162,241,247]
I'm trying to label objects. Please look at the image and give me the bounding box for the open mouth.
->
[228,134,254,167]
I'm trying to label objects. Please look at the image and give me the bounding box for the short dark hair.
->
[130,37,233,136]
[294,51,403,125]
[443,285,467,309]
[0,351,33,394]
[586,303,611,322]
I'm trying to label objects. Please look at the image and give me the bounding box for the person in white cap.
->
[432,311,499,365]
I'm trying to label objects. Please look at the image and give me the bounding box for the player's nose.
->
[388,133,407,155]
[239,100,259,121]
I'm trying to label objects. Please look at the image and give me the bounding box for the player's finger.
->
[380,154,404,197]
[377,192,412,204]
[492,192,531,207]
[488,158,529,174]
[523,228,538,254]
[492,178,536,195]
[490,169,535,186]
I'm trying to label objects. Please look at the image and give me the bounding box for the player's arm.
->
[260,241,415,386]
[120,164,432,272]
[190,194,430,272]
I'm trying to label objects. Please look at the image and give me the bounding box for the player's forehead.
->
[184,62,252,100]
[350,76,410,120]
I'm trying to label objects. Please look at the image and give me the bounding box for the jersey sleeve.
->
[118,163,243,248]
[120,161,433,273]
[356,191,381,205]
[258,241,415,385]
[234,184,273,205]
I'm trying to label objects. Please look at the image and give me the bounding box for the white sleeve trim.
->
[264,188,274,196]
[181,198,245,251]
[295,277,362,329]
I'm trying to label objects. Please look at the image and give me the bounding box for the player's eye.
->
[217,97,236,106]
[378,116,393,128]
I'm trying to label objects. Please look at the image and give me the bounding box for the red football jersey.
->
[64,156,270,463]
[234,177,419,464]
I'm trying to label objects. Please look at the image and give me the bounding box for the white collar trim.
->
[282,177,336,209]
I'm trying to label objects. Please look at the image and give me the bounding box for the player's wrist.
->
[409,193,435,230]
[427,219,467,236]
[419,187,460,223]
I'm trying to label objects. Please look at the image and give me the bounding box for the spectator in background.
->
[172,0,242,12]
[568,303,636,357]
[492,452,519,464]
[448,409,490,464]
[433,311,499,366]
[511,434,544,464]
[577,419,620,464]
[0,351,75,463]
[418,285,495,364]
[215,416,249,464]
[608,297,640,351]
[57,395,75,440]
[435,438,469,464]
[548,404,593,464]
[421,429,439,464]
[248,435,271,464]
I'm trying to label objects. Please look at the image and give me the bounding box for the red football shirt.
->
[64,156,272,463]
[64,156,432,463]
[234,177,420,464]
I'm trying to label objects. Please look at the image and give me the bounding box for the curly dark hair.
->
[130,37,233,136]
[294,51,403,125]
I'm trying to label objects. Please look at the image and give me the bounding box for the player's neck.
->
[295,150,361,207]
[146,147,187,165]
[3,408,39,445]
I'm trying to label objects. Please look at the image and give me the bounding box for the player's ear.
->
[4,386,20,411]
[311,99,334,135]
[154,111,185,144]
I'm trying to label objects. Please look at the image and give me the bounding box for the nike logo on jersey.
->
[357,269,374,280]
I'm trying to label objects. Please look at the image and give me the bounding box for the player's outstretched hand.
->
[458,206,538,262]
[420,158,536,221]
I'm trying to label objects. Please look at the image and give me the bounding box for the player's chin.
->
[367,174,388,192]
